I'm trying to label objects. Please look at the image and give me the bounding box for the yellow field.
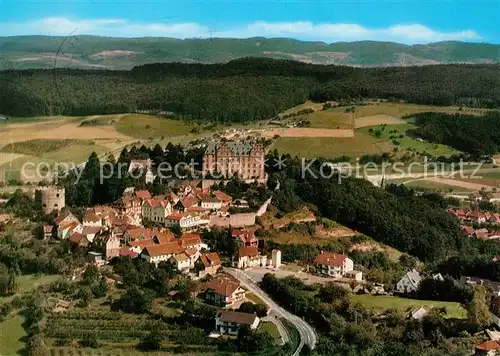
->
[271,134,391,159]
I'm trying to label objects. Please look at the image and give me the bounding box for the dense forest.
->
[409,111,500,156]
[0,58,498,120]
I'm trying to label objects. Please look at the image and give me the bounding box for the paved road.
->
[225,268,317,356]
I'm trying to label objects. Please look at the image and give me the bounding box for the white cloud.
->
[0,17,482,44]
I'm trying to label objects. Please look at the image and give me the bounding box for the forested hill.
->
[0,58,499,120]
[0,36,499,69]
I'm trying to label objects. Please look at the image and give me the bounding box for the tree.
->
[91,277,109,298]
[77,287,93,307]
[138,329,163,351]
[466,285,492,328]
[83,265,100,285]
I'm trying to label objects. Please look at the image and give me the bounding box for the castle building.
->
[35,187,65,214]
[202,141,265,180]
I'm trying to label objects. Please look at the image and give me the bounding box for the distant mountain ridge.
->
[0,36,498,69]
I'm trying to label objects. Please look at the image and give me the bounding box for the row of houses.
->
[449,208,500,225]
[461,225,500,241]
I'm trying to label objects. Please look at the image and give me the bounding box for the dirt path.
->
[427,177,495,190]
[262,128,354,138]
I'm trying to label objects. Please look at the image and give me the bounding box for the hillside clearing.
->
[0,315,26,355]
[354,114,406,128]
[271,134,391,159]
[351,294,466,319]
[114,115,196,139]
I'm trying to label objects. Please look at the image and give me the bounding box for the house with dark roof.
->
[313,251,354,278]
[204,277,246,307]
[215,310,260,335]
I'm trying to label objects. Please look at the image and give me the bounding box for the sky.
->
[0,0,498,44]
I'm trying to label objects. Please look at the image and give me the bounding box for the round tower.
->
[35,187,65,214]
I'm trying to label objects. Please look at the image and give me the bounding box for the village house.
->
[82,226,102,243]
[68,232,90,248]
[123,227,154,243]
[212,190,233,207]
[165,213,209,231]
[141,242,186,265]
[233,246,267,269]
[396,269,423,294]
[58,221,83,240]
[142,199,172,224]
[198,252,222,277]
[152,230,175,244]
[174,195,200,212]
[128,239,155,254]
[461,225,475,237]
[169,252,192,272]
[103,234,121,260]
[204,277,246,307]
[215,310,260,336]
[460,276,500,296]
[313,251,354,278]
[135,190,152,201]
[200,196,223,210]
[82,213,102,227]
[232,228,259,247]
[475,340,500,356]
[178,233,207,251]
[475,228,491,240]
[117,195,143,219]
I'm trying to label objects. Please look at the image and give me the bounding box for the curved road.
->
[225,268,317,355]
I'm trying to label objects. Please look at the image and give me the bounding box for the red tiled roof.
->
[167,212,190,221]
[476,340,500,351]
[314,251,347,267]
[83,213,101,222]
[238,246,259,258]
[154,231,175,244]
[201,252,221,268]
[144,199,169,208]
[143,242,185,257]
[460,225,474,234]
[128,239,155,248]
[125,227,153,240]
[180,196,199,209]
[135,190,152,200]
[179,233,201,247]
[212,190,232,202]
[205,277,240,297]
[119,248,139,258]
[83,226,102,235]
[61,221,80,232]
[55,211,76,225]
[69,232,86,245]
[43,225,53,233]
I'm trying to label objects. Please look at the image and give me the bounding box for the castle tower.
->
[35,187,65,214]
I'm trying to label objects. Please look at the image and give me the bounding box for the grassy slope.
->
[351,294,466,319]
[0,315,26,355]
[357,123,460,157]
[114,115,195,139]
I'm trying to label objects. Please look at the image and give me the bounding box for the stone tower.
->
[35,187,65,214]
